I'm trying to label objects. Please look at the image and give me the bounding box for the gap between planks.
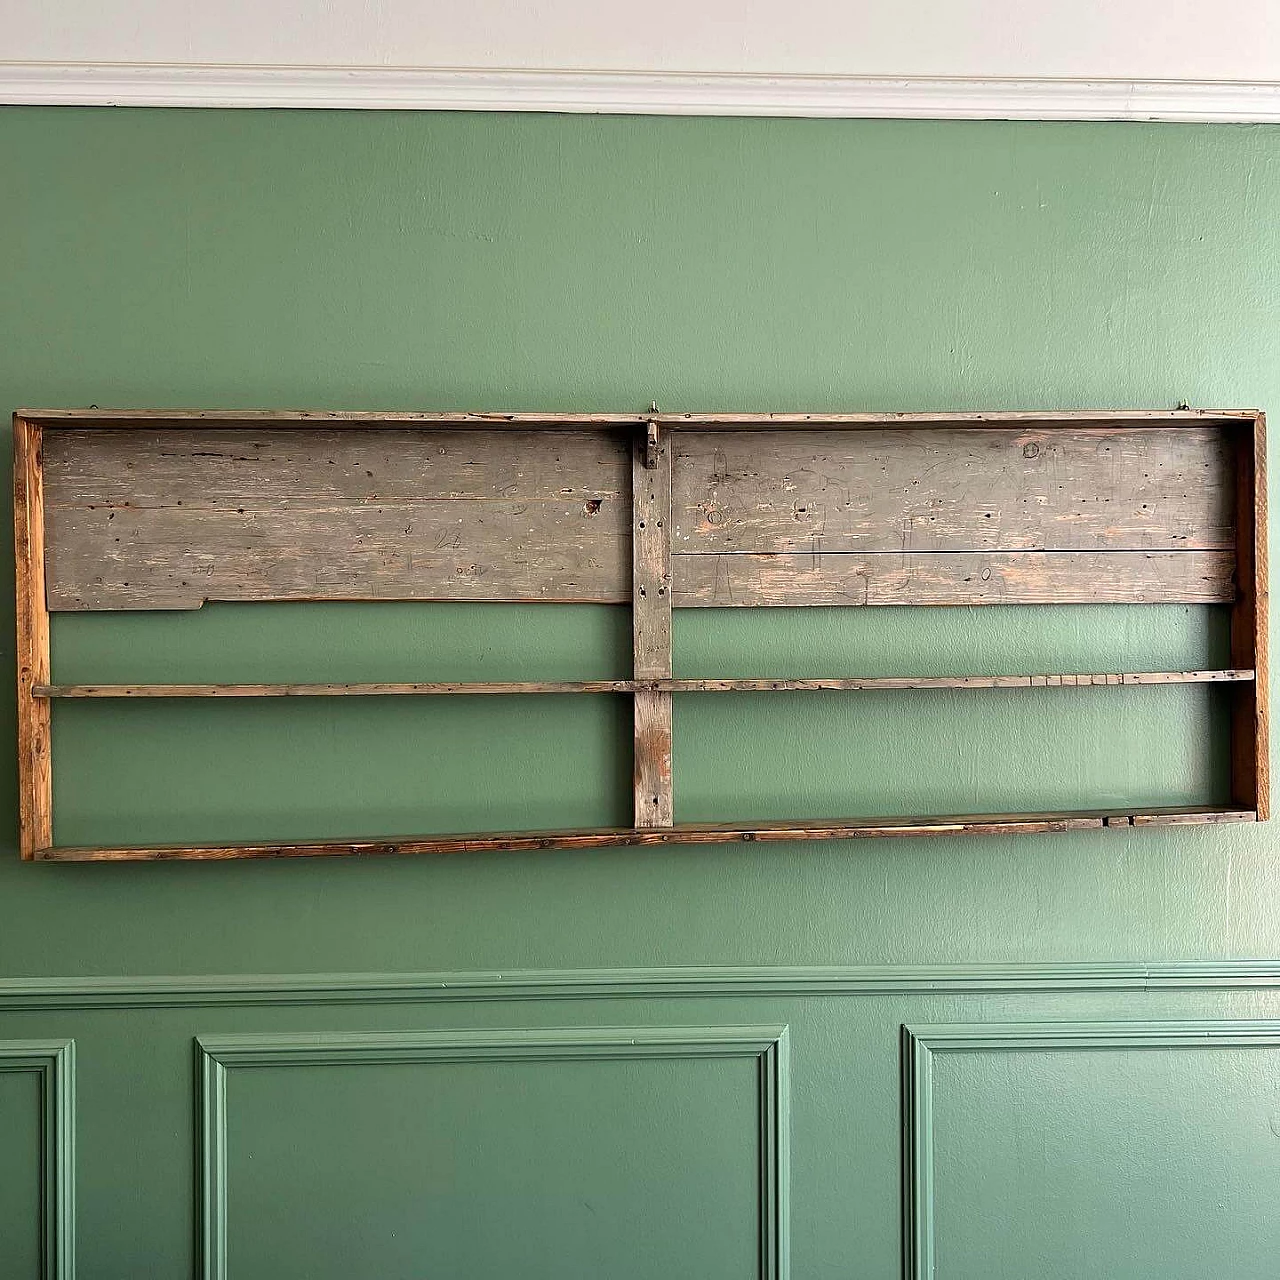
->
[32,670,1256,697]
[30,807,1258,861]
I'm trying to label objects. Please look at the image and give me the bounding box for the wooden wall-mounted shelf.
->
[13,407,1269,861]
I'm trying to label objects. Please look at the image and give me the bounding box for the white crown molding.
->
[2,62,1280,120]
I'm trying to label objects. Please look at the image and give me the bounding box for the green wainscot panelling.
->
[200,1027,786,1280]
[907,1022,1280,1280]
[0,975,1278,1280]
[0,1041,74,1280]
[0,1067,42,1279]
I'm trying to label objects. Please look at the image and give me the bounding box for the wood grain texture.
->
[21,409,650,428]
[657,670,1253,691]
[1230,414,1270,816]
[23,407,1267,855]
[31,807,1257,861]
[632,425,674,826]
[19,407,1258,428]
[656,410,1259,428]
[44,428,629,610]
[672,427,1234,555]
[33,670,1254,697]
[13,417,53,857]
[672,549,1236,606]
[35,681,639,697]
[40,417,1244,611]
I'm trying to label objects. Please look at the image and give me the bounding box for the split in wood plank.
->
[672,549,1236,606]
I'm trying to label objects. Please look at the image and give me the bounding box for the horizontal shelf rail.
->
[18,407,1261,429]
[33,670,1256,698]
[31,806,1257,861]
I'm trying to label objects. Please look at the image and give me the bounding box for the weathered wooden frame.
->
[13,408,1269,861]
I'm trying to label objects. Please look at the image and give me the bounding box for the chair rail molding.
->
[3,64,1280,121]
[4,960,1280,1010]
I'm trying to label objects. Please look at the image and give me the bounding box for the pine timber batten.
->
[30,671,1259,697]
[13,417,52,857]
[16,408,1261,427]
[632,423,674,825]
[29,808,1259,862]
[1229,413,1270,817]
[13,407,1270,861]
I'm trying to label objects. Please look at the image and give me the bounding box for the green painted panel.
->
[0,1069,41,1280]
[51,695,631,844]
[1,109,1277,974]
[929,1041,1280,1279]
[676,683,1229,820]
[50,603,633,685]
[48,601,1229,842]
[224,1056,760,1279]
[2,109,1280,1280]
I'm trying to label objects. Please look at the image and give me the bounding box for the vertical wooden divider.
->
[13,417,52,856]
[1230,413,1270,817]
[632,422,674,826]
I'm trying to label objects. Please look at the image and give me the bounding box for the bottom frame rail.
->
[32,806,1256,861]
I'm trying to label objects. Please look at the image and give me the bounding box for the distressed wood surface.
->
[42,419,1243,611]
[32,807,1257,861]
[672,428,1235,554]
[658,670,1252,690]
[20,407,1258,428]
[13,418,52,857]
[44,428,629,610]
[33,669,1254,698]
[672,549,1236,606]
[20,406,1271,860]
[1230,414,1270,817]
[22,409,651,428]
[34,681,638,697]
[656,410,1259,428]
[632,426,674,827]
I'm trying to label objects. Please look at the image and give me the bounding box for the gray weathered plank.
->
[41,421,1241,611]
[21,407,1259,428]
[672,549,1237,606]
[672,428,1235,554]
[44,428,629,610]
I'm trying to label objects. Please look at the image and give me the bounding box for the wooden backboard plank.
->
[672,549,1236,607]
[42,420,1240,612]
[44,428,629,610]
[671,428,1235,555]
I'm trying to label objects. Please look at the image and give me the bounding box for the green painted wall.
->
[1,109,1279,1278]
